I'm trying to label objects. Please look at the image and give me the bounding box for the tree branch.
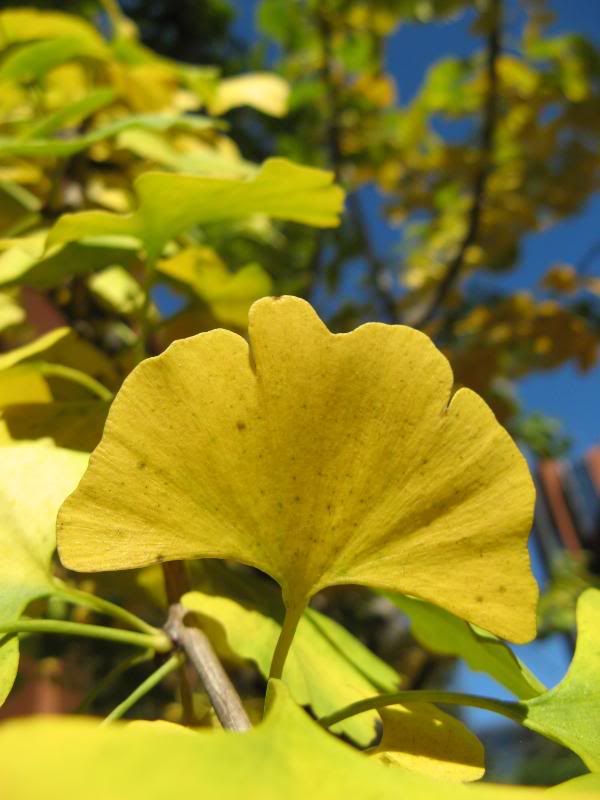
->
[164,603,251,732]
[414,0,502,329]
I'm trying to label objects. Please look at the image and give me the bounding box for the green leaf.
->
[0,680,591,800]
[182,563,400,746]
[21,88,117,140]
[0,444,88,705]
[48,159,345,259]
[0,113,216,159]
[0,230,139,290]
[0,36,107,83]
[390,593,545,699]
[208,72,289,117]
[87,266,146,317]
[521,589,600,771]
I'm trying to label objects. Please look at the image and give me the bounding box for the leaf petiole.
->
[0,618,172,652]
[319,689,526,729]
[55,583,160,635]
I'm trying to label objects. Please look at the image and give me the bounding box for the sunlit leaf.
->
[0,680,591,800]
[0,291,24,332]
[370,703,484,782]
[209,73,290,117]
[548,774,600,794]
[87,266,146,317]
[0,9,106,52]
[182,563,400,745]
[390,593,544,699]
[48,159,344,259]
[0,444,88,704]
[59,296,537,643]
[158,246,272,326]
[520,589,600,771]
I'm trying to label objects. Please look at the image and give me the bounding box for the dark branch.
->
[165,603,252,732]
[414,0,502,329]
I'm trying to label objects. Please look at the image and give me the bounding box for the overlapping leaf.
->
[0,444,88,704]
[48,159,344,259]
[390,593,545,699]
[59,296,537,643]
[520,589,600,771]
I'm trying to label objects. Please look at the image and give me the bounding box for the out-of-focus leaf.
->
[21,88,117,139]
[209,73,289,117]
[159,247,272,327]
[0,36,107,83]
[0,230,139,290]
[0,292,24,332]
[390,593,545,699]
[0,400,108,452]
[48,159,345,258]
[0,182,41,237]
[548,774,600,794]
[88,266,146,317]
[0,444,88,705]
[0,327,119,391]
[0,113,216,158]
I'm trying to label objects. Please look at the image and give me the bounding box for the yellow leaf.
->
[209,73,289,117]
[58,296,537,648]
[370,704,484,782]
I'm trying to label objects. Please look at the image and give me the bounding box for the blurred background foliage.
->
[0,0,598,786]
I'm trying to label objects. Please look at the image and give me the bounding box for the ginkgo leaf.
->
[182,563,400,746]
[0,327,119,391]
[548,774,600,795]
[209,73,290,117]
[0,680,590,800]
[0,36,107,83]
[0,230,139,290]
[0,444,88,704]
[58,296,537,650]
[48,159,344,259]
[370,704,484,782]
[0,291,24,332]
[0,9,105,52]
[390,593,545,699]
[520,589,600,771]
[158,246,272,326]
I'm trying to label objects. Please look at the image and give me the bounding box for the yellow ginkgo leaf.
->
[58,296,537,678]
[209,73,290,117]
[370,704,484,782]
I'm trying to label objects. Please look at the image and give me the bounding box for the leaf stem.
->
[0,619,171,652]
[33,362,113,401]
[55,583,160,635]
[102,652,184,724]
[268,603,304,680]
[319,689,525,730]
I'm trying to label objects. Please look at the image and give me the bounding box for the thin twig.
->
[161,562,196,725]
[164,603,251,732]
[414,0,502,329]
